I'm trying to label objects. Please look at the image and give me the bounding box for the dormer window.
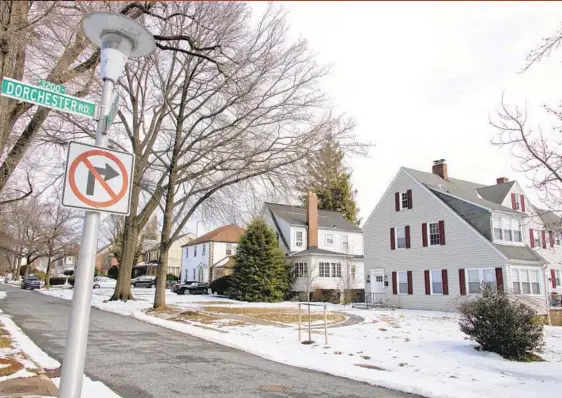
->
[326,234,334,245]
[342,235,349,251]
[514,195,521,211]
[296,231,303,247]
[494,215,523,243]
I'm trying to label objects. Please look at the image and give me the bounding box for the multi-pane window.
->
[294,262,308,278]
[397,271,408,295]
[493,215,523,243]
[554,269,562,287]
[331,262,342,278]
[401,192,409,209]
[342,235,349,251]
[396,227,406,249]
[430,270,443,294]
[429,223,440,245]
[319,262,330,277]
[466,268,497,294]
[296,231,303,247]
[226,243,232,256]
[512,268,541,295]
[534,234,541,248]
[326,234,334,244]
[514,195,521,211]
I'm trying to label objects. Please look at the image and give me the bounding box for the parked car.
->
[132,276,156,288]
[93,276,117,289]
[21,275,40,290]
[173,280,209,295]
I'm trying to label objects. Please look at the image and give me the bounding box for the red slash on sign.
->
[68,149,128,208]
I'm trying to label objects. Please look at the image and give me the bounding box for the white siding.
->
[292,255,364,291]
[318,229,363,255]
[180,241,237,283]
[363,168,507,312]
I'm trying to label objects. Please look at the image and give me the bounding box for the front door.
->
[370,268,385,294]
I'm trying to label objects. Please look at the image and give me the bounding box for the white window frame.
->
[194,245,197,257]
[183,247,188,258]
[319,262,329,278]
[395,226,406,249]
[514,194,521,211]
[465,268,497,294]
[512,267,542,296]
[400,192,409,210]
[397,271,408,295]
[226,243,232,256]
[534,233,541,248]
[296,231,303,247]
[330,262,342,278]
[294,262,308,278]
[202,244,206,256]
[427,222,440,246]
[430,269,443,295]
[342,235,349,251]
[326,234,334,245]
[493,215,523,244]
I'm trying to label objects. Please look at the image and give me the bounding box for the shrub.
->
[166,273,178,282]
[210,275,231,295]
[458,286,544,360]
[48,277,67,286]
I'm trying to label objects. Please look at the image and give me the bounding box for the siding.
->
[292,256,364,291]
[318,229,363,255]
[434,192,493,241]
[363,168,507,312]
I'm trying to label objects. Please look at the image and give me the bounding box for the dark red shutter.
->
[407,271,413,295]
[405,225,411,249]
[442,269,449,295]
[395,192,400,211]
[424,270,430,295]
[407,189,413,209]
[459,269,466,295]
[495,268,504,293]
[542,230,547,249]
[439,220,446,245]
[390,228,396,250]
[550,231,555,248]
[511,193,516,210]
[552,269,557,288]
[392,272,397,295]
[422,223,428,247]
[520,195,526,212]
[530,229,534,248]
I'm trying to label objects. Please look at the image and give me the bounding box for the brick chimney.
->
[432,159,448,180]
[496,177,509,184]
[306,191,318,248]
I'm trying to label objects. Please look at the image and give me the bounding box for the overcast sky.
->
[254,1,562,223]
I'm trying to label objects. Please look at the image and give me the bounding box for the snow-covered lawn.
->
[39,287,562,398]
[0,290,120,397]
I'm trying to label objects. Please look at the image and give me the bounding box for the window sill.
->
[430,293,443,296]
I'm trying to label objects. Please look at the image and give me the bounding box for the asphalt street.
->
[0,285,413,398]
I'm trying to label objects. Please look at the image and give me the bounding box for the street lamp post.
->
[58,12,154,398]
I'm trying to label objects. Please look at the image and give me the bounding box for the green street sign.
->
[39,80,66,95]
[1,77,95,119]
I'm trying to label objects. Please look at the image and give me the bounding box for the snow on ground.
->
[0,291,121,397]
[39,287,562,398]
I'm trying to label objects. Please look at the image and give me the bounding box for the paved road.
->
[0,285,412,398]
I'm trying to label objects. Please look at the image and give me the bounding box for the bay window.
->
[512,268,541,295]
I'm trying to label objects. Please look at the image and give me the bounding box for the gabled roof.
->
[264,202,361,232]
[535,208,562,229]
[182,225,244,247]
[404,168,520,215]
[476,181,515,205]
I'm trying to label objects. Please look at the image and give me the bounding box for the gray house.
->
[363,160,552,313]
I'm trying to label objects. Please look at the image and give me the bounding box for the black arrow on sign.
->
[86,163,119,196]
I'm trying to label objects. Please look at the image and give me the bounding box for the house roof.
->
[213,256,236,269]
[535,208,562,229]
[289,246,364,259]
[264,202,361,232]
[182,225,244,247]
[404,168,520,215]
[142,239,159,253]
[476,181,515,205]
[492,244,547,265]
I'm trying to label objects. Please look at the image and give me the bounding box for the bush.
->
[459,286,544,360]
[48,277,67,286]
[210,275,231,295]
[166,273,178,282]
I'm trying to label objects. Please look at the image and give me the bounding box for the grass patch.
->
[0,337,12,348]
[202,306,345,324]
[0,358,24,376]
[176,310,222,325]
[511,352,545,362]
[192,301,235,305]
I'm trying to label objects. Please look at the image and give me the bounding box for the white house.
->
[180,225,244,283]
[261,192,364,300]
[136,234,194,277]
[363,160,555,314]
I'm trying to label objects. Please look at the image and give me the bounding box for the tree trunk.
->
[45,256,51,288]
[110,218,138,301]
[23,255,31,278]
[12,255,21,281]
[153,248,169,309]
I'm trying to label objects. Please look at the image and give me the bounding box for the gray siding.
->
[434,192,493,241]
[362,168,507,312]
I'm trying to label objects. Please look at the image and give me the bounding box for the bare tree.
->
[337,255,359,305]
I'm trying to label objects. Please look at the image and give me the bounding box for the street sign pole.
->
[58,12,154,398]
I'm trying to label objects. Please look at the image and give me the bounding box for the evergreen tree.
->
[300,137,360,224]
[227,218,292,302]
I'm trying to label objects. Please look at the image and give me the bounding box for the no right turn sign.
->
[62,142,134,215]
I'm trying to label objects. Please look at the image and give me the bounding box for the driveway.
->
[0,285,413,398]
